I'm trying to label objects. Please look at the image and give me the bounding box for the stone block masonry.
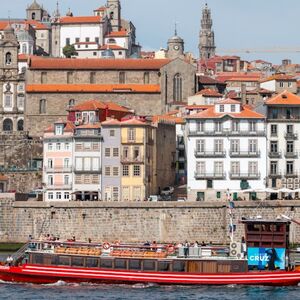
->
[1,196,300,244]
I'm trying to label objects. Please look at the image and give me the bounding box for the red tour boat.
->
[1,218,300,286]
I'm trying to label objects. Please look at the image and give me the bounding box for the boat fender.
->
[167,244,175,254]
[103,242,110,250]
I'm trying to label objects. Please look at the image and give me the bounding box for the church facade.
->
[0,25,25,133]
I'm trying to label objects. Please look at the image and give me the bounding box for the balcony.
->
[229,151,260,158]
[44,166,73,173]
[230,130,265,137]
[194,172,226,180]
[269,171,283,178]
[46,184,72,190]
[285,171,299,178]
[229,172,261,180]
[188,130,223,137]
[122,138,144,145]
[121,156,144,164]
[285,132,298,140]
[285,151,298,159]
[194,150,226,158]
[74,130,102,138]
[177,142,185,150]
[268,151,282,158]
[74,168,102,174]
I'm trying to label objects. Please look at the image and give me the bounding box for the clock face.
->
[173,45,180,51]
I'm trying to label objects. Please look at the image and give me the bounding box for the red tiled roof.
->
[185,105,212,110]
[198,75,224,85]
[106,30,128,37]
[44,121,75,133]
[261,74,296,83]
[120,118,147,126]
[152,114,185,125]
[76,123,101,129]
[29,57,171,70]
[216,72,262,83]
[265,90,300,105]
[18,54,29,61]
[99,44,126,50]
[216,98,240,104]
[69,100,130,113]
[58,16,102,24]
[196,88,223,97]
[26,84,161,93]
[101,119,121,126]
[0,20,49,30]
[186,106,265,120]
[226,77,260,82]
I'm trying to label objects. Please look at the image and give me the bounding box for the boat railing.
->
[11,242,30,261]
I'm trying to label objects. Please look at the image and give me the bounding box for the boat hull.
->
[1,265,300,286]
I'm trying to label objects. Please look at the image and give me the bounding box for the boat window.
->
[143,260,156,271]
[173,261,185,272]
[115,259,127,270]
[129,259,141,270]
[86,258,99,268]
[51,255,58,265]
[71,257,84,267]
[100,259,113,269]
[158,261,171,272]
[32,254,43,264]
[58,256,70,266]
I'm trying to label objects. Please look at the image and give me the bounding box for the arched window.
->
[69,99,75,106]
[32,12,36,20]
[107,38,116,44]
[17,119,24,131]
[173,73,183,102]
[39,99,46,114]
[5,52,12,65]
[144,72,150,84]
[3,119,13,132]
[22,44,27,54]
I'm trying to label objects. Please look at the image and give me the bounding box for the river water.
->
[0,281,299,300]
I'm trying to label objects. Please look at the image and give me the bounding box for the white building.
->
[266,91,300,195]
[186,98,267,201]
[188,88,223,106]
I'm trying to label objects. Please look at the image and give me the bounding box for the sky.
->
[5,0,300,64]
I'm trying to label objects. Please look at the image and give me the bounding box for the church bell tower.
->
[107,0,121,32]
[199,3,216,60]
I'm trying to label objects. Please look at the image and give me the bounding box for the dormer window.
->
[231,105,236,112]
[55,124,64,135]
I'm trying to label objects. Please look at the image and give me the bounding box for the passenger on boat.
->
[88,238,92,243]
[6,255,13,266]
[194,241,199,248]
[184,241,190,258]
[201,241,206,246]
[241,236,247,258]
[151,241,157,251]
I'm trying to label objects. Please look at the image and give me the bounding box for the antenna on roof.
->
[8,10,11,25]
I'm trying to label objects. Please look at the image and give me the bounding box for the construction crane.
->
[218,47,300,54]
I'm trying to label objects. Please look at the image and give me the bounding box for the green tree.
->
[63,44,77,58]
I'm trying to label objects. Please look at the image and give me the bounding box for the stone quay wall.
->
[1,195,300,244]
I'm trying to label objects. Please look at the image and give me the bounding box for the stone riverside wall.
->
[1,195,300,244]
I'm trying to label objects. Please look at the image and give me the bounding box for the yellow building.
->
[120,118,176,201]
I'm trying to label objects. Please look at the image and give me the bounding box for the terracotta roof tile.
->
[216,98,240,104]
[261,74,296,83]
[94,6,106,11]
[70,100,130,113]
[265,90,300,105]
[29,57,171,70]
[99,44,126,50]
[196,88,223,97]
[120,118,147,126]
[198,75,223,84]
[185,105,212,110]
[58,16,102,24]
[76,123,101,129]
[101,119,121,126]
[106,29,128,37]
[186,106,264,120]
[44,120,75,133]
[152,114,185,125]
[26,84,161,93]
[226,77,260,82]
